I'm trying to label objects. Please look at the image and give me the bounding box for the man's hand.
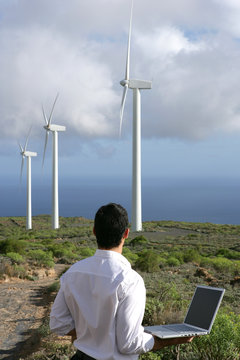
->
[66,329,77,343]
[152,335,194,351]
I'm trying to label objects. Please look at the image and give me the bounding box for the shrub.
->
[28,249,54,268]
[191,312,240,360]
[143,297,164,326]
[144,282,185,328]
[46,281,60,294]
[216,248,240,260]
[183,249,201,263]
[135,250,160,272]
[47,242,80,263]
[79,247,95,258]
[166,256,181,267]
[140,350,162,359]
[48,242,76,256]
[6,252,24,264]
[0,238,26,255]
[201,257,235,274]
[171,250,184,264]
[122,247,138,265]
[130,235,148,247]
[13,264,28,279]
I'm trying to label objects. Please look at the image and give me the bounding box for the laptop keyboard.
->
[165,324,197,332]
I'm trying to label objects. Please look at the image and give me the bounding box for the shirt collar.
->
[94,249,131,268]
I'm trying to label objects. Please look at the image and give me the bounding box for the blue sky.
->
[1,0,240,184]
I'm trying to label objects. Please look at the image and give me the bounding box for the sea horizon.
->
[1,175,240,225]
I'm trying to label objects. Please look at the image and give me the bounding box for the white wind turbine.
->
[19,128,37,230]
[120,0,152,232]
[42,93,66,229]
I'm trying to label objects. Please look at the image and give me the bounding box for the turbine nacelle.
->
[43,124,66,132]
[18,129,37,185]
[120,78,152,90]
[129,79,152,90]
[23,151,37,157]
[42,94,66,169]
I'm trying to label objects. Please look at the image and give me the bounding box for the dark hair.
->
[94,203,129,249]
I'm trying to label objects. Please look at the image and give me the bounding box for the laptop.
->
[145,285,225,339]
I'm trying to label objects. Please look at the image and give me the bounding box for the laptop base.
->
[145,324,208,339]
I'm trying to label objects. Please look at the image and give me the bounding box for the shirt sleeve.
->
[116,273,154,355]
[49,279,75,336]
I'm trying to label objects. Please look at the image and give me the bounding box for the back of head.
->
[94,203,129,249]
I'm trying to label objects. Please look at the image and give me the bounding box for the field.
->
[0,216,240,359]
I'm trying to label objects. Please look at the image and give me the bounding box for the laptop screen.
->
[184,286,224,330]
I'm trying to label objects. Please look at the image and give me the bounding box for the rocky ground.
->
[0,265,66,360]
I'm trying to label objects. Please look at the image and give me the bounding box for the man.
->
[50,203,193,359]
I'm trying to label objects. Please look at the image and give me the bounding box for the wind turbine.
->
[120,0,152,232]
[42,93,66,230]
[19,128,37,230]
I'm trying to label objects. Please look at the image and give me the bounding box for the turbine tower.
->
[19,128,37,230]
[42,94,66,229]
[120,0,152,232]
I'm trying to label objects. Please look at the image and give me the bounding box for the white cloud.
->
[0,26,119,140]
[1,0,240,146]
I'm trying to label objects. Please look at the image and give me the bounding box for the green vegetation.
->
[0,216,240,359]
[140,312,240,359]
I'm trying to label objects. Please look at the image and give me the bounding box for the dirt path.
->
[0,265,66,360]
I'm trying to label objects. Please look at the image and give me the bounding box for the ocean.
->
[1,176,240,225]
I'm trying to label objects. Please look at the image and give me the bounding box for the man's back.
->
[50,250,153,360]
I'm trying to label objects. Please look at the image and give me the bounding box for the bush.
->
[144,282,185,326]
[130,235,148,247]
[143,298,164,326]
[166,256,181,267]
[79,247,95,258]
[140,351,162,359]
[191,312,240,360]
[6,252,24,264]
[135,250,160,272]
[13,264,28,279]
[171,250,184,264]
[0,238,26,255]
[142,312,240,360]
[216,248,240,260]
[122,247,138,265]
[183,249,201,263]
[28,249,54,268]
[201,257,236,274]
[46,281,60,294]
[47,242,80,264]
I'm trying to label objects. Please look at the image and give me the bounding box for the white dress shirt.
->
[50,249,154,360]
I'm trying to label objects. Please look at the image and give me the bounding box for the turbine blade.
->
[48,92,59,126]
[20,156,24,183]
[42,130,49,168]
[125,0,133,80]
[24,126,32,151]
[120,84,128,136]
[42,105,48,126]
[18,142,23,153]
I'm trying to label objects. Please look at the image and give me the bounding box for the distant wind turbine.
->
[42,93,66,229]
[120,0,152,232]
[19,128,37,230]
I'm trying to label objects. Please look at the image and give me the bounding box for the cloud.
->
[0,25,119,140]
[1,0,240,146]
[130,27,240,140]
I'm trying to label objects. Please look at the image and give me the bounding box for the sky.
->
[1,0,240,185]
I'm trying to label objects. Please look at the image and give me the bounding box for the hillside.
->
[0,216,240,359]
